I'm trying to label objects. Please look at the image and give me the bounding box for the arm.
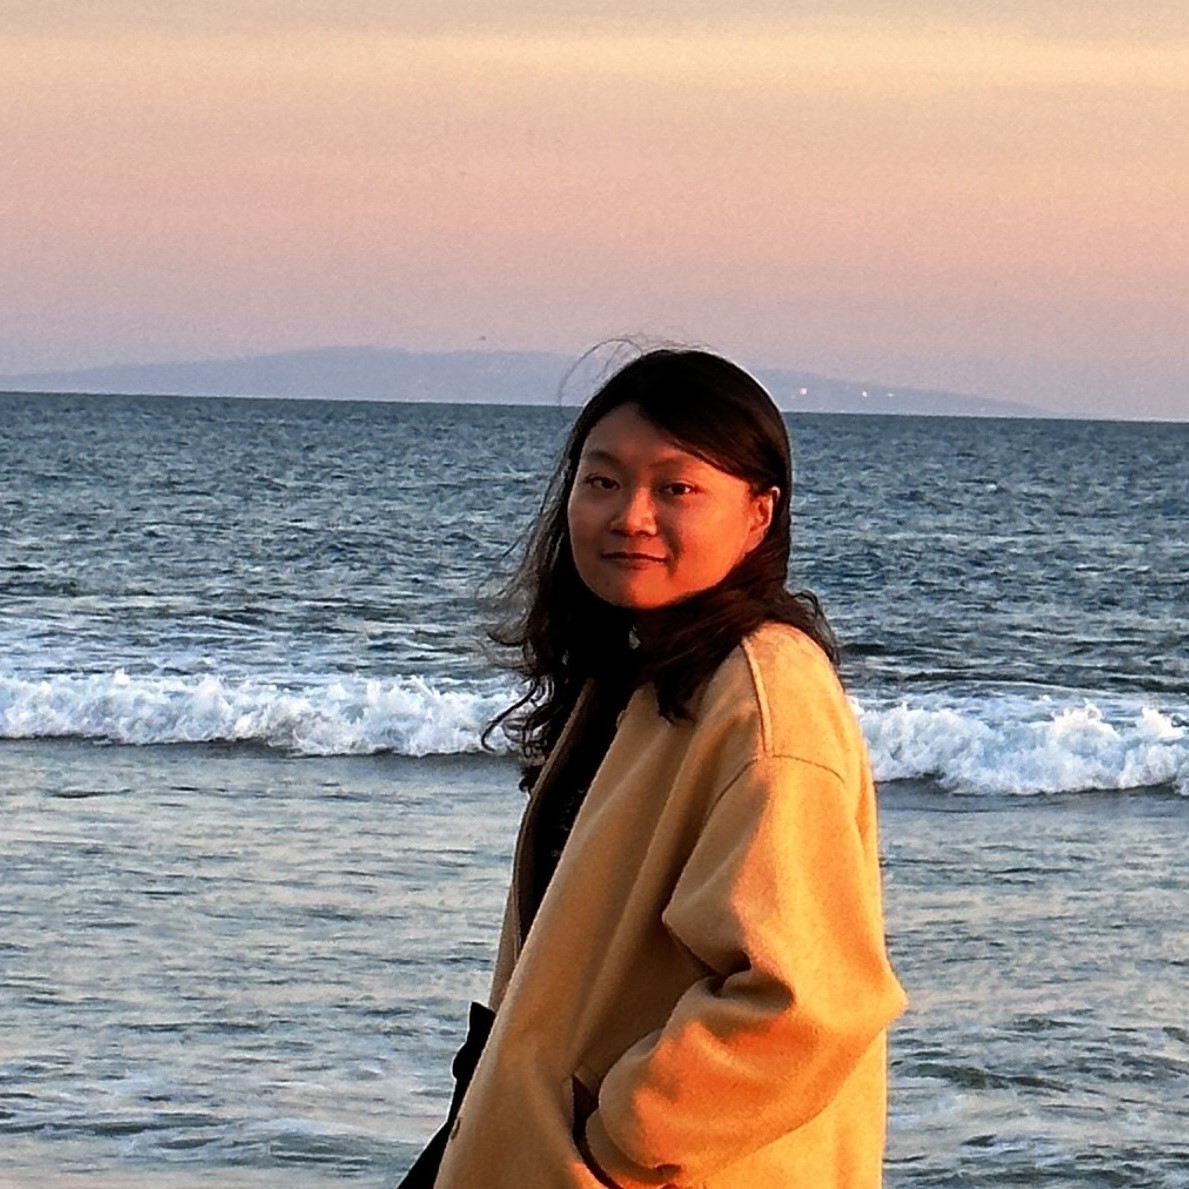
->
[583,754,907,1187]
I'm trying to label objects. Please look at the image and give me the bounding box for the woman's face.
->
[567,403,776,612]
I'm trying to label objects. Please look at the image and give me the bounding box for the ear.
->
[744,486,778,554]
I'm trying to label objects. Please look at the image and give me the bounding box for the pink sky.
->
[3,3,1188,418]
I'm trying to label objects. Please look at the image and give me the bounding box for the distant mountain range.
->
[0,346,1045,417]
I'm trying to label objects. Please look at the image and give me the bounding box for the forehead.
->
[578,403,708,468]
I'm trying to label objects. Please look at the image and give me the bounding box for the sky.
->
[3,2,1188,419]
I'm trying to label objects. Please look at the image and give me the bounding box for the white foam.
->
[858,696,1188,796]
[2,671,1185,794]
[0,671,514,757]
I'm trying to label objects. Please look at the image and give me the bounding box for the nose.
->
[611,485,657,536]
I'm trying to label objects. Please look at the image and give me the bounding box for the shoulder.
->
[697,622,863,784]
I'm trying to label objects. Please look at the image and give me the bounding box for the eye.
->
[662,480,697,497]
[582,473,617,491]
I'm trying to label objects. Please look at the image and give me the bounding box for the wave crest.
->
[2,672,1185,794]
[859,698,1187,795]
[0,671,512,757]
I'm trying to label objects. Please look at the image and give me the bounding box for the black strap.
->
[397,1002,496,1187]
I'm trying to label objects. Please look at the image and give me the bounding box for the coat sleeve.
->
[582,753,907,1188]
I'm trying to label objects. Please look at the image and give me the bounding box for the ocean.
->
[1,393,1186,1187]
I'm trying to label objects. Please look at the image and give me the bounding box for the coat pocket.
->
[568,1067,706,1189]
[571,1070,600,1136]
[565,1068,620,1188]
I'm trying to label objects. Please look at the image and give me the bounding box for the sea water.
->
[1,394,1186,1187]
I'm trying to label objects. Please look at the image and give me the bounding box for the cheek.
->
[566,498,600,571]
[679,509,752,575]
[566,496,591,547]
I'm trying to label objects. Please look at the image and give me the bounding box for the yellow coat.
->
[434,623,907,1188]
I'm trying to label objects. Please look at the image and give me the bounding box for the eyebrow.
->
[578,447,696,466]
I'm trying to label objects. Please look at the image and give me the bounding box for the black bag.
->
[397,1001,495,1188]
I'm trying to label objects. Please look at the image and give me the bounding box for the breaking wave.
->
[1,671,1185,795]
[0,671,512,758]
[858,695,1187,796]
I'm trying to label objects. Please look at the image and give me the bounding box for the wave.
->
[0,671,511,758]
[1,671,1185,795]
[858,695,1187,796]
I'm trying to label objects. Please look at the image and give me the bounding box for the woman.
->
[426,348,905,1188]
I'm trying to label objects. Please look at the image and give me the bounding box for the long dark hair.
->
[487,347,836,779]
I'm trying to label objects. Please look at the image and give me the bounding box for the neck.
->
[631,608,676,650]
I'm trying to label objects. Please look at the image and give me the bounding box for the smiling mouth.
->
[603,551,666,564]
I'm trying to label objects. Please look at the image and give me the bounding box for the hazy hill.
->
[0,346,1044,417]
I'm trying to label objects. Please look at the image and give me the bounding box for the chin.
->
[613,590,677,613]
[593,582,663,611]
